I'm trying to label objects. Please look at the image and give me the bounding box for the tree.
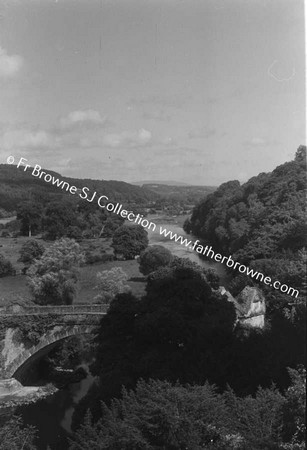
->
[42,201,79,240]
[17,201,43,237]
[27,238,84,305]
[71,373,306,450]
[294,145,306,165]
[102,217,124,237]
[183,217,192,234]
[281,366,306,448]
[224,385,285,449]
[0,253,14,277]
[0,416,37,450]
[94,267,131,304]
[138,245,173,275]
[70,379,235,450]
[90,258,236,405]
[19,239,45,265]
[112,225,148,259]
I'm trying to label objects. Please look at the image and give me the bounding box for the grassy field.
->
[0,236,41,271]
[77,259,146,304]
[0,236,146,307]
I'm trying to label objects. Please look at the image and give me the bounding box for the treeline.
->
[3,368,305,449]
[0,164,159,215]
[184,146,307,310]
[143,183,216,205]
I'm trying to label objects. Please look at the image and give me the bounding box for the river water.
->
[146,214,229,286]
[15,216,229,449]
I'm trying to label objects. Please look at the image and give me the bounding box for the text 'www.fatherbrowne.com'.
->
[9,156,300,299]
[158,227,299,298]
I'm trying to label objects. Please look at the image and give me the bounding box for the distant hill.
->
[0,164,159,214]
[139,183,216,204]
[132,180,190,186]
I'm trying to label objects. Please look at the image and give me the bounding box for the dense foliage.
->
[94,267,131,304]
[185,147,307,310]
[27,238,84,305]
[19,239,45,266]
[138,245,173,275]
[70,368,305,450]
[0,416,37,450]
[0,252,14,277]
[0,164,159,215]
[74,259,236,418]
[71,255,305,432]
[112,225,149,259]
[0,314,58,346]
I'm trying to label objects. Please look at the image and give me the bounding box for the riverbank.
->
[0,379,57,408]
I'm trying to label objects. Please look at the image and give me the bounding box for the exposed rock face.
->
[235,286,266,328]
[0,378,57,408]
[219,286,266,329]
[0,378,22,395]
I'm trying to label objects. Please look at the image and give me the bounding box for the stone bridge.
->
[0,304,107,380]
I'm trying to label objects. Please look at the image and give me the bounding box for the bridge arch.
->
[0,304,107,380]
[10,325,95,381]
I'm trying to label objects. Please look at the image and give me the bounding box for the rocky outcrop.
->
[235,286,266,328]
[0,378,57,408]
[0,377,22,395]
[219,286,266,329]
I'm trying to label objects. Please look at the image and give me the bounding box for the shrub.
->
[27,238,84,305]
[138,245,173,275]
[112,225,148,260]
[0,253,14,277]
[19,239,45,265]
[94,267,131,304]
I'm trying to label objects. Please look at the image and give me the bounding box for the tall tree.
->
[138,245,173,275]
[42,201,78,240]
[27,238,84,305]
[17,201,43,237]
[19,239,45,266]
[90,258,236,404]
[112,225,148,259]
[94,267,131,304]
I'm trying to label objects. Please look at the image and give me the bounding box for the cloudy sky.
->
[0,0,305,185]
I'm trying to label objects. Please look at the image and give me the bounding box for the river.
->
[146,214,229,286]
[15,215,229,449]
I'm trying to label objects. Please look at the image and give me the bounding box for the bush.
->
[94,267,130,304]
[0,253,14,277]
[112,225,148,260]
[66,226,83,241]
[27,238,84,305]
[138,245,173,275]
[19,239,45,265]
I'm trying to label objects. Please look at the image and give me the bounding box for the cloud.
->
[103,128,152,148]
[0,46,23,78]
[59,109,106,129]
[0,128,56,151]
[0,118,153,159]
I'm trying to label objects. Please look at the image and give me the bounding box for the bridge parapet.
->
[0,304,108,379]
[0,304,108,316]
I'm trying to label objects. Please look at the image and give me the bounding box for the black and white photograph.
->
[0,0,306,449]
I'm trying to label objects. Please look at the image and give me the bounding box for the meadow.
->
[0,235,146,307]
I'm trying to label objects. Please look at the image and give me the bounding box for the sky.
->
[0,0,305,185]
